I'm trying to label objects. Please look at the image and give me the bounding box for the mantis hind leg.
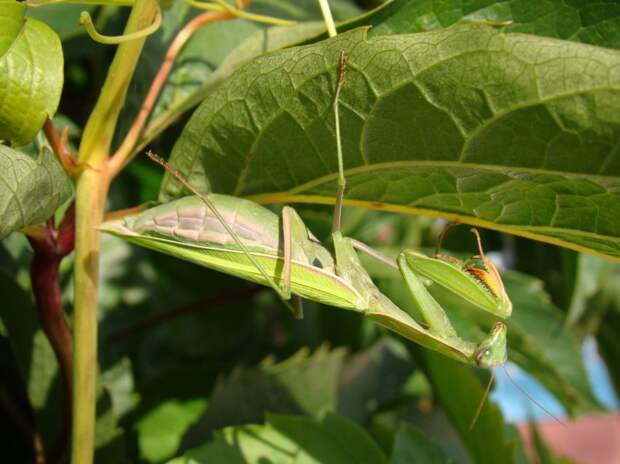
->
[281,207,303,318]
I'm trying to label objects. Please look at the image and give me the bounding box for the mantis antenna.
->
[470,368,496,430]
[502,364,566,427]
[470,364,566,430]
[146,151,302,318]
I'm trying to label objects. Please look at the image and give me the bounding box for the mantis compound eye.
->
[475,348,491,366]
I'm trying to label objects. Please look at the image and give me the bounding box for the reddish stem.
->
[27,204,75,463]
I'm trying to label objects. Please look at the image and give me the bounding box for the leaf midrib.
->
[283,160,619,196]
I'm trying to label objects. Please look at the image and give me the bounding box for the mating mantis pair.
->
[101,51,511,370]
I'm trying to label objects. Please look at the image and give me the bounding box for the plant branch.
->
[72,1,159,463]
[108,3,250,178]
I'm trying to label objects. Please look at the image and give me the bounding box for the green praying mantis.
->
[100,51,512,369]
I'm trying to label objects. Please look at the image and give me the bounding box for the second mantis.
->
[101,50,511,369]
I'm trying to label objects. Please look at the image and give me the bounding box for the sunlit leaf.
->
[0,0,63,145]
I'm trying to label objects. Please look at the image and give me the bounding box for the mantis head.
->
[473,322,507,368]
[460,229,512,318]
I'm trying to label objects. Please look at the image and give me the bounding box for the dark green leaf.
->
[0,146,72,239]
[0,272,60,447]
[591,267,620,395]
[0,271,126,461]
[391,423,455,464]
[335,0,620,49]
[337,339,414,422]
[162,26,620,260]
[419,350,517,464]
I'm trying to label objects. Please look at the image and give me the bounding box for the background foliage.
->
[1,0,620,463]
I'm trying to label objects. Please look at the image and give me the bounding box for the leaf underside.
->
[162,26,620,261]
[0,146,72,238]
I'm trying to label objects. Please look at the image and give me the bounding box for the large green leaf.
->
[328,0,620,48]
[337,339,414,423]
[168,413,387,464]
[0,0,63,145]
[162,26,620,260]
[0,146,72,239]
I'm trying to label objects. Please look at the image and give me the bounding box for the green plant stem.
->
[71,1,159,463]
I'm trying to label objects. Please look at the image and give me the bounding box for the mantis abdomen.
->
[101,194,364,310]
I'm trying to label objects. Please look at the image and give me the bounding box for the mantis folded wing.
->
[101,195,365,310]
[101,50,510,368]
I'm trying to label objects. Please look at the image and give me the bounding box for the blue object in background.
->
[492,337,619,422]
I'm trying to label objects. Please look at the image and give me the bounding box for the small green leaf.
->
[0,0,63,145]
[169,413,387,464]
[136,398,208,463]
[0,146,72,239]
